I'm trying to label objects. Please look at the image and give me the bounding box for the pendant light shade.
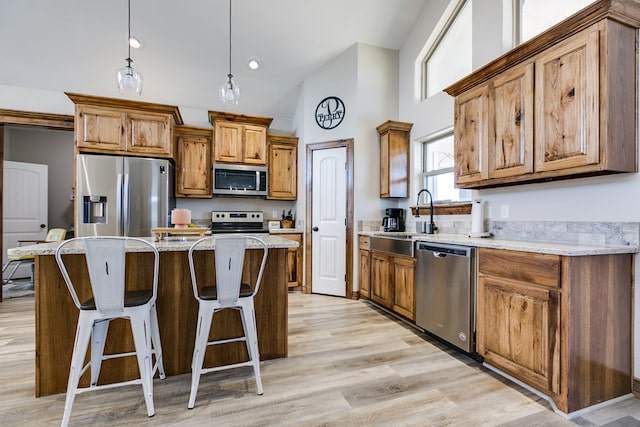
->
[116,0,143,95]
[219,0,240,105]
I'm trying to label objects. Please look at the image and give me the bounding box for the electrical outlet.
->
[272,210,278,219]
[500,205,509,219]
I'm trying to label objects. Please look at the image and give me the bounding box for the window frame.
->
[514,0,594,45]
[420,0,470,101]
[419,126,471,204]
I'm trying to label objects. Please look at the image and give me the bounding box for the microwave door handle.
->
[256,170,261,190]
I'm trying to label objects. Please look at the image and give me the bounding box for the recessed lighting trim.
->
[248,58,260,70]
[129,36,142,49]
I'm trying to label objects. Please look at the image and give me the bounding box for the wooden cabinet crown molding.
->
[444,0,640,96]
[376,120,413,134]
[267,134,298,145]
[174,124,212,136]
[65,92,183,125]
[0,109,74,130]
[208,110,273,127]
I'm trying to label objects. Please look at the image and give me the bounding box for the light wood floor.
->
[2,289,640,426]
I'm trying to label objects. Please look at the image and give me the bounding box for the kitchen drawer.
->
[478,248,560,288]
[359,235,370,250]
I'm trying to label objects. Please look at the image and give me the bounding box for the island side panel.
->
[35,247,288,397]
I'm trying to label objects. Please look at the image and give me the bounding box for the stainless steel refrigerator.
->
[76,154,175,237]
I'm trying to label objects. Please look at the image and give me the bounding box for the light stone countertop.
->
[360,231,638,256]
[7,235,298,257]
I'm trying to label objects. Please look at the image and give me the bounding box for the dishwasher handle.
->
[416,242,473,257]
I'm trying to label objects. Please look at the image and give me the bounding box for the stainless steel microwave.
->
[213,164,268,197]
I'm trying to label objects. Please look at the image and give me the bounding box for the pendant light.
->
[219,0,240,105]
[116,0,143,95]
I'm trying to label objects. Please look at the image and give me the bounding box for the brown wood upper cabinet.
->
[445,2,639,189]
[175,125,212,198]
[267,135,298,200]
[208,111,273,166]
[377,120,413,198]
[67,93,182,158]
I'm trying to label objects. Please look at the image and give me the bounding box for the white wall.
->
[295,43,400,291]
[398,0,640,376]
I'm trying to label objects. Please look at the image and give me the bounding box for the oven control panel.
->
[211,211,263,223]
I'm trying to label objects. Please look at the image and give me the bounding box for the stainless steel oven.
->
[213,164,267,197]
[210,210,269,234]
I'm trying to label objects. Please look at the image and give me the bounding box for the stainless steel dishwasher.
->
[415,242,476,353]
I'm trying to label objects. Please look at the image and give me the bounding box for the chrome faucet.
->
[416,188,436,234]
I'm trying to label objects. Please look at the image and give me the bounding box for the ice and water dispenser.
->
[83,196,107,224]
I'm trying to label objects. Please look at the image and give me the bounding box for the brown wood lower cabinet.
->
[272,232,303,288]
[477,247,632,414]
[370,251,415,321]
[392,256,415,320]
[358,236,370,299]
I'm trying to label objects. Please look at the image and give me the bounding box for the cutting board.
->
[151,227,208,242]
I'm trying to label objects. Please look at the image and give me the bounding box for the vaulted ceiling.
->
[0,0,427,122]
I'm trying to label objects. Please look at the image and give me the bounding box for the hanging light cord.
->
[228,0,232,79]
[127,0,132,64]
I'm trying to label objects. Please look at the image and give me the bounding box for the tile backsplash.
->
[359,219,640,247]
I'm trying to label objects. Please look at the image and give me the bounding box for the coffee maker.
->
[382,208,405,232]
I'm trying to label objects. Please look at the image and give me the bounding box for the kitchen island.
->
[9,235,297,397]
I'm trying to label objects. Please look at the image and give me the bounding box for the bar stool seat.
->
[55,236,165,426]
[187,235,268,409]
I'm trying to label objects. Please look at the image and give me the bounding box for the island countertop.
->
[8,234,298,257]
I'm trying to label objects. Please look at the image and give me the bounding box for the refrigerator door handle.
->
[116,173,124,236]
[123,173,130,236]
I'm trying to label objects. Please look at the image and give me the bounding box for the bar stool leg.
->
[62,312,93,427]
[242,301,263,395]
[90,319,110,386]
[130,312,155,417]
[149,304,166,379]
[188,305,214,409]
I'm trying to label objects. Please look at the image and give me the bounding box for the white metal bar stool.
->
[187,235,268,409]
[55,236,165,426]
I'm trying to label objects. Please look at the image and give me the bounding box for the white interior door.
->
[2,160,48,278]
[311,147,346,297]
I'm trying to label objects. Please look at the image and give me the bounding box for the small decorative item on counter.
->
[171,208,192,229]
[268,220,281,230]
[281,209,294,229]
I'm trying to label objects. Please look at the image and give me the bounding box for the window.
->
[517,0,594,43]
[421,0,472,99]
[421,128,471,203]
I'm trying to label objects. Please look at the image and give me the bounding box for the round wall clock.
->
[315,96,345,130]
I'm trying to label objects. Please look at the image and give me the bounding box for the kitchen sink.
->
[369,234,414,257]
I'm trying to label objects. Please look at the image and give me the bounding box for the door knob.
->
[40,224,46,229]
[312,226,319,232]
